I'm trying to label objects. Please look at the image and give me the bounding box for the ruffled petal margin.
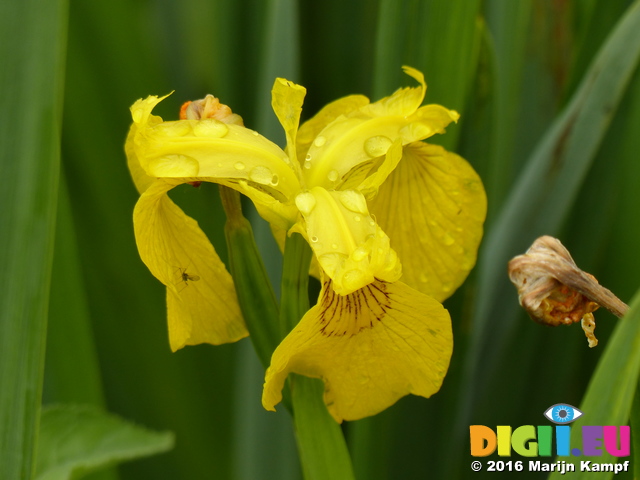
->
[133,180,247,351]
[368,142,487,302]
[262,277,453,422]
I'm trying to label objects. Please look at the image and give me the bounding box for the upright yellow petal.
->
[368,142,487,302]
[303,69,458,189]
[296,94,370,163]
[262,277,453,422]
[293,186,401,294]
[133,180,247,351]
[272,78,307,173]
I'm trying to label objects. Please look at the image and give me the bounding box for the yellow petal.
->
[133,180,247,351]
[297,94,370,163]
[293,187,401,294]
[303,68,458,189]
[272,78,307,171]
[368,142,487,302]
[128,94,301,226]
[262,277,453,422]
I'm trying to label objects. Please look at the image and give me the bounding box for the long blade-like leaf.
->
[548,287,640,480]
[465,0,640,415]
[0,0,68,478]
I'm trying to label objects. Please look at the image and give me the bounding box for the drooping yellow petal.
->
[292,186,401,294]
[262,277,453,422]
[128,94,302,227]
[303,68,458,189]
[368,142,487,302]
[133,180,247,351]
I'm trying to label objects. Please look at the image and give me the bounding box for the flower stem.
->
[220,185,280,369]
[280,233,355,480]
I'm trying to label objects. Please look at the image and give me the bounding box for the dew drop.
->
[310,236,319,243]
[442,233,455,246]
[327,169,339,182]
[338,190,368,214]
[343,269,366,291]
[363,135,393,157]
[442,283,453,293]
[160,122,192,136]
[313,136,327,147]
[249,165,273,185]
[305,153,312,161]
[192,119,228,138]
[270,175,279,186]
[303,160,312,169]
[352,247,368,262]
[295,192,317,216]
[252,130,260,136]
[331,243,339,250]
[234,162,246,171]
[354,215,361,222]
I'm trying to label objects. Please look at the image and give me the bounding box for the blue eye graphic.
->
[543,404,583,424]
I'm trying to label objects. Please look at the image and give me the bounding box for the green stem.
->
[280,233,356,480]
[220,186,280,369]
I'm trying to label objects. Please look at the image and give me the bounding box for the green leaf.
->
[0,0,68,478]
[35,405,174,480]
[467,0,640,406]
[548,288,640,480]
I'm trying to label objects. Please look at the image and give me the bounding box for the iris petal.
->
[368,142,486,302]
[133,180,247,351]
[262,277,453,422]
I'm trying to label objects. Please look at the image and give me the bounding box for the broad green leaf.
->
[35,405,174,480]
[548,289,639,480]
[0,0,68,478]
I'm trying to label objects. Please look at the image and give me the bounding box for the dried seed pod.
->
[508,236,628,348]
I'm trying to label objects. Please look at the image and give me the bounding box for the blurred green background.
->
[4,0,640,479]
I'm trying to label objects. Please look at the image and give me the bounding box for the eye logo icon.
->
[544,404,583,424]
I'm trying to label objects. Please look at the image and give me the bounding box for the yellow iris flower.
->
[125,67,486,422]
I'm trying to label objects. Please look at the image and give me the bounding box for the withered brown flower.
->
[508,236,628,348]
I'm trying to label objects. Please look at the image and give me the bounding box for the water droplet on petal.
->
[295,192,317,216]
[338,190,368,215]
[327,169,339,182]
[442,283,453,293]
[343,269,367,291]
[442,233,455,246]
[249,166,273,185]
[153,121,191,137]
[310,236,319,243]
[364,135,393,157]
[234,162,246,171]
[331,243,339,250]
[192,119,229,137]
[314,136,326,147]
[305,154,312,161]
[252,130,260,136]
[270,175,279,186]
[352,247,368,262]
[303,160,312,169]
[354,215,361,222]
